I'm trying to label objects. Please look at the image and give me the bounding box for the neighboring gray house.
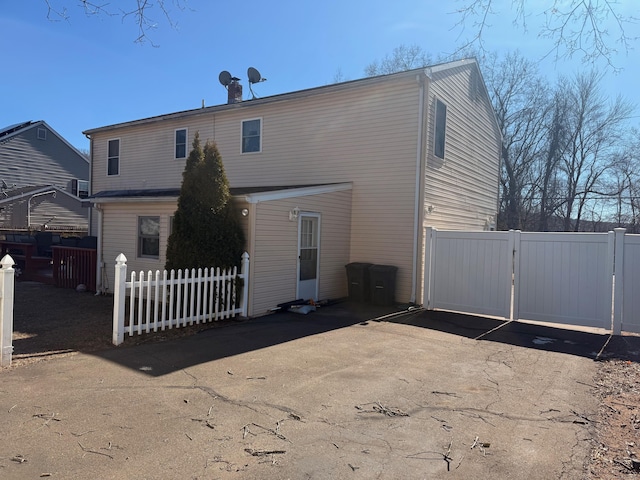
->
[0,121,90,230]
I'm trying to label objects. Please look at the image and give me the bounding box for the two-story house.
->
[0,120,90,231]
[84,58,501,316]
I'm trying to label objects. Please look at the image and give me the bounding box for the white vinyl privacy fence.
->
[112,253,249,345]
[424,228,640,334]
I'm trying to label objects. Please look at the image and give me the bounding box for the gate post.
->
[612,228,626,335]
[113,254,128,346]
[0,254,15,367]
[510,230,521,321]
[240,252,250,317]
[423,227,436,310]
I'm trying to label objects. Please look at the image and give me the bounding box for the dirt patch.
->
[4,281,640,478]
[590,358,640,478]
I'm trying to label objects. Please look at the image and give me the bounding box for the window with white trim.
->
[434,99,447,159]
[108,138,120,176]
[138,216,160,258]
[72,179,89,198]
[241,118,261,153]
[175,128,187,159]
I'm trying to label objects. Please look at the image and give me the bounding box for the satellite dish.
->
[247,67,264,84]
[218,70,232,87]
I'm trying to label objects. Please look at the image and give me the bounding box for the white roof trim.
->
[243,183,352,204]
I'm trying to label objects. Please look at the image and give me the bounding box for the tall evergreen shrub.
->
[165,132,245,271]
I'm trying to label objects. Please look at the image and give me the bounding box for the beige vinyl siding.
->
[249,189,352,316]
[91,115,215,193]
[100,201,176,292]
[92,76,423,303]
[423,63,500,231]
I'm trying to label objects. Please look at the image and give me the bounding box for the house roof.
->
[0,184,84,206]
[90,183,353,204]
[83,58,481,136]
[0,120,89,163]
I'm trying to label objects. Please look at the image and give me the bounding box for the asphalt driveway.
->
[0,302,614,479]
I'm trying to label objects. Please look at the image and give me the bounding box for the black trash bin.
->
[369,265,397,306]
[345,263,373,302]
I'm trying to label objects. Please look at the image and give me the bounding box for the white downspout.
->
[410,74,427,304]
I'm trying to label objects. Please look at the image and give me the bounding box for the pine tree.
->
[165,132,245,271]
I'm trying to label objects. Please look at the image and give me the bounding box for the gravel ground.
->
[4,281,640,478]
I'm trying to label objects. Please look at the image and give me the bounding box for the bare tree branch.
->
[42,0,189,45]
[452,0,638,70]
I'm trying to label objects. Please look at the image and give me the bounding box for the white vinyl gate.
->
[424,227,640,334]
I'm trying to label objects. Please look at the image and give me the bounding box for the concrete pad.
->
[0,305,600,479]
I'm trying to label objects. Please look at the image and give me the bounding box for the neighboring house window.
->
[175,128,187,159]
[37,128,47,140]
[108,138,120,176]
[138,216,160,258]
[434,99,447,159]
[241,118,261,153]
[72,179,89,198]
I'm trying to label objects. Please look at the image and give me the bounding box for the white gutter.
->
[410,74,427,304]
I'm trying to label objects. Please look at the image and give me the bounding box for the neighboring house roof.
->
[0,120,88,162]
[0,185,85,206]
[83,58,483,136]
[90,183,353,203]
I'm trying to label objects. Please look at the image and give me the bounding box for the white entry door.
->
[297,214,320,300]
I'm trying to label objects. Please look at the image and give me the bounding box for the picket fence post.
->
[113,253,128,346]
[241,252,250,316]
[0,254,15,367]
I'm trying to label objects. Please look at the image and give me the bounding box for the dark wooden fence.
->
[52,246,97,292]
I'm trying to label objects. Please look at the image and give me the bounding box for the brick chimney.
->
[228,78,243,104]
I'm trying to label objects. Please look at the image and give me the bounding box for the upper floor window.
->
[72,179,89,198]
[434,99,447,159]
[242,118,261,153]
[138,216,160,258]
[108,138,120,176]
[175,128,187,159]
[37,128,47,140]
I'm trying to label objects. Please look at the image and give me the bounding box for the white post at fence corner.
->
[612,228,626,336]
[0,254,16,367]
[241,252,250,317]
[112,253,128,346]
[423,227,435,310]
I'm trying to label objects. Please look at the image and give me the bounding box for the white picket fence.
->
[424,227,640,334]
[0,255,15,367]
[112,252,249,346]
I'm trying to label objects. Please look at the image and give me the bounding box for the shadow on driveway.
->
[93,301,399,376]
[390,309,640,362]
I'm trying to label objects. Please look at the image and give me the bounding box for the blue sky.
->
[1,1,638,150]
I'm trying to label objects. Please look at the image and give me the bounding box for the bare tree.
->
[556,71,633,231]
[42,0,189,45]
[364,44,433,76]
[484,52,551,230]
[453,1,638,69]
